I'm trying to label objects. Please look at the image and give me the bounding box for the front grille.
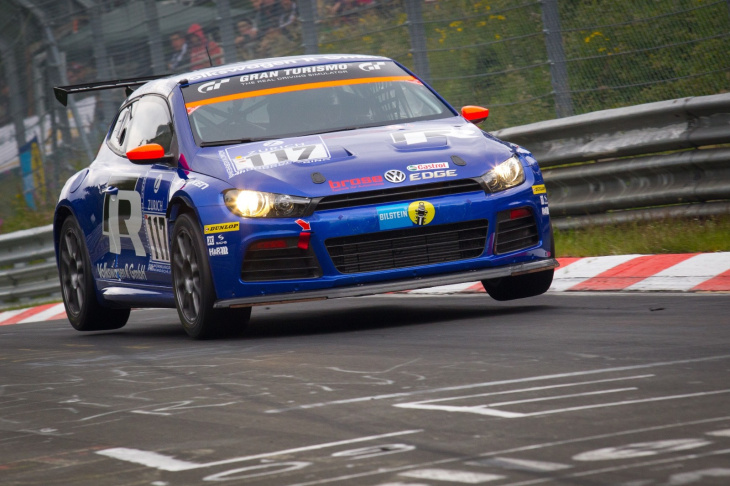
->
[494,208,539,254]
[325,220,488,274]
[242,238,322,281]
[315,179,483,212]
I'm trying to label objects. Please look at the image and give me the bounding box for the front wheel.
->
[171,213,250,339]
[58,217,130,331]
[481,269,554,301]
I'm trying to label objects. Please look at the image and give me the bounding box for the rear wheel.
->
[58,217,130,331]
[171,213,250,339]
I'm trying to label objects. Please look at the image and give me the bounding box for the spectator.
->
[235,19,259,61]
[168,32,189,71]
[186,23,225,70]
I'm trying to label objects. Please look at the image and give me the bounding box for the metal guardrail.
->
[493,92,730,229]
[1,93,729,305]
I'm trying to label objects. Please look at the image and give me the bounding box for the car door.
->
[102,94,177,287]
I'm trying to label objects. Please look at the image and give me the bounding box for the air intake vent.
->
[315,179,483,212]
[242,238,322,281]
[325,220,488,274]
[494,208,539,254]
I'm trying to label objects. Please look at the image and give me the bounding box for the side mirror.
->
[461,105,489,124]
[126,143,170,163]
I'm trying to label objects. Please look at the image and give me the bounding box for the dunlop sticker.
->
[532,184,547,194]
[204,222,239,234]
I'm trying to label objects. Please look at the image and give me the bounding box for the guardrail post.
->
[540,0,573,118]
[404,0,431,83]
[299,0,319,54]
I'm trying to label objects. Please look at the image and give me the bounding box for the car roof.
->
[129,53,394,101]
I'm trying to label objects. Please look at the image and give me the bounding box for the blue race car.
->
[53,54,558,339]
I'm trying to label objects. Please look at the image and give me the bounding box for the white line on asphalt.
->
[266,355,730,413]
[466,457,572,472]
[284,416,730,486]
[96,429,423,472]
[399,468,504,483]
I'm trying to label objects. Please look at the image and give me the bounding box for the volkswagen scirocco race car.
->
[53,54,558,339]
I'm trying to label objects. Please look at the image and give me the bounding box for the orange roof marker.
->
[185,76,418,109]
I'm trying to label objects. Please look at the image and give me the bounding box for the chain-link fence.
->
[1,0,728,234]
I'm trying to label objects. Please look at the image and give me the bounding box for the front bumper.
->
[214,257,558,308]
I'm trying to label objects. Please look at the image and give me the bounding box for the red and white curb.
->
[0,302,66,326]
[407,252,730,294]
[1,253,728,326]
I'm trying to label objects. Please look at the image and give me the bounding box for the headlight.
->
[224,190,311,218]
[480,155,525,193]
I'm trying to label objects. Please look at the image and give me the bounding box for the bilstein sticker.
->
[377,203,411,230]
[408,201,435,226]
[532,184,547,194]
[204,222,239,234]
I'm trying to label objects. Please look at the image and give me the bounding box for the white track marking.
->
[626,253,730,291]
[285,416,730,486]
[706,429,730,437]
[266,355,730,414]
[550,255,641,291]
[96,429,422,471]
[399,469,504,483]
[467,457,571,472]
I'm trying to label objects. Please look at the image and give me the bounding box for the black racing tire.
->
[481,269,554,301]
[58,217,130,331]
[171,213,250,339]
[482,227,555,301]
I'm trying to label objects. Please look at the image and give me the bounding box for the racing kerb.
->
[1,93,729,306]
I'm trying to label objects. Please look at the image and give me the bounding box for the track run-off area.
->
[1,291,730,485]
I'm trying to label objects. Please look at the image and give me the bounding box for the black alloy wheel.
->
[171,213,250,339]
[58,217,130,331]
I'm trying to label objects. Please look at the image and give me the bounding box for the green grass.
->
[554,215,730,257]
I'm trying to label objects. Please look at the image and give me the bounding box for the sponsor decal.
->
[384,169,406,183]
[187,179,209,190]
[153,174,162,193]
[103,176,145,257]
[197,78,230,93]
[359,61,386,71]
[148,261,171,274]
[408,201,435,226]
[96,262,147,281]
[223,135,331,177]
[540,194,548,206]
[209,246,229,256]
[206,234,228,246]
[146,199,164,212]
[377,203,411,230]
[144,214,170,262]
[204,222,239,234]
[407,162,449,172]
[532,184,547,194]
[409,169,457,182]
[542,206,550,216]
[329,175,384,191]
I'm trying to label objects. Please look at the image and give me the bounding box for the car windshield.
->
[181,61,454,145]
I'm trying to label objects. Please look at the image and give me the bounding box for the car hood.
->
[187,117,516,198]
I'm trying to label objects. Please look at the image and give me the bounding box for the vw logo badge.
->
[384,169,406,183]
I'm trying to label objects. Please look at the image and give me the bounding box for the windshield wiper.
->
[199,138,262,147]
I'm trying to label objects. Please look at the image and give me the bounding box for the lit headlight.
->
[224,190,311,218]
[480,155,525,193]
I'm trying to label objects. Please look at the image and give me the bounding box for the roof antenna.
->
[205,45,213,67]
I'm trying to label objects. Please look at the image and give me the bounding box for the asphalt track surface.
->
[2,293,730,486]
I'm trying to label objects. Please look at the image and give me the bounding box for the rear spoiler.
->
[53,74,172,106]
